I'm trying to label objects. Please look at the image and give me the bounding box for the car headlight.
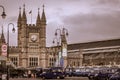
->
[95,74,98,76]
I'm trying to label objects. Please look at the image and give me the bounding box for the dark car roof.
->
[51,67,63,69]
[117,68,120,72]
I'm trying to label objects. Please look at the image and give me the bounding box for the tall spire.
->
[41,4,46,23]
[22,4,27,24]
[1,26,6,43]
[36,8,41,26]
[18,7,22,25]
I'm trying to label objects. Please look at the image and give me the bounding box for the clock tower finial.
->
[1,25,6,43]
[41,4,46,24]
[36,8,41,26]
[22,4,27,24]
[18,7,22,26]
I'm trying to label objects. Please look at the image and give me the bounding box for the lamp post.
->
[0,5,6,19]
[7,23,15,80]
[53,37,61,67]
[54,28,68,67]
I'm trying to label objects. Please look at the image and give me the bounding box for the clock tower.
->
[17,5,47,68]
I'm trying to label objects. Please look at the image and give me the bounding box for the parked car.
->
[109,68,120,80]
[40,67,65,79]
[109,72,120,80]
[64,68,74,77]
[93,72,110,80]
[72,70,82,77]
[88,67,118,80]
[36,68,43,78]
[72,68,91,77]
[35,68,48,78]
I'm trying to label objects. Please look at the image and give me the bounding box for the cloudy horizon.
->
[0,0,120,47]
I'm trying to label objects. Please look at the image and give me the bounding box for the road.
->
[9,77,89,80]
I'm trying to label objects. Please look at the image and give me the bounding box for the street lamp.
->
[0,5,6,19]
[54,28,68,67]
[7,23,15,80]
[55,28,68,37]
[53,37,61,67]
[53,37,60,46]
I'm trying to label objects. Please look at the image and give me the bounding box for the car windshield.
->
[65,68,74,72]
[51,67,63,72]
[42,68,50,73]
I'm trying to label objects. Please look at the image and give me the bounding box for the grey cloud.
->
[61,11,120,44]
[7,16,17,22]
[1,0,120,46]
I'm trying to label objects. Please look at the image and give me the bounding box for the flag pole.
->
[29,10,32,24]
[31,11,32,24]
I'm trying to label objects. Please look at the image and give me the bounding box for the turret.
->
[40,5,47,47]
[36,8,41,26]
[21,4,27,24]
[17,7,22,27]
[0,26,6,43]
[41,5,46,25]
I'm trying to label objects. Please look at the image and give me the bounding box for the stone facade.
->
[17,5,47,68]
[0,5,120,69]
[0,5,48,68]
[67,39,120,68]
[0,5,68,69]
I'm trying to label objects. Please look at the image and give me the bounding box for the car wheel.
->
[66,74,69,77]
[105,78,108,80]
[57,76,60,79]
[89,78,93,80]
[42,76,45,80]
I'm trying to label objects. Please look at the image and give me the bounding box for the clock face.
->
[31,34,38,42]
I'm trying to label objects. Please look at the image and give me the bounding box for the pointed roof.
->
[1,26,6,43]
[18,7,21,22]
[41,5,46,22]
[22,4,27,21]
[36,8,41,25]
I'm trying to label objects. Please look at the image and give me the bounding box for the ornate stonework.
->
[0,5,120,69]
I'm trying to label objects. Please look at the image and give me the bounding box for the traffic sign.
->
[2,44,7,52]
[1,44,7,56]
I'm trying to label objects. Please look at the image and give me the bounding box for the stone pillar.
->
[63,57,67,68]
[40,48,47,68]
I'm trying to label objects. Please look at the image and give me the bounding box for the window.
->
[78,61,80,66]
[73,61,75,66]
[10,57,18,66]
[29,57,38,67]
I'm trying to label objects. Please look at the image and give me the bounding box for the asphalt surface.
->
[9,77,89,80]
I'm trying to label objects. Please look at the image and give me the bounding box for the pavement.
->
[9,77,89,80]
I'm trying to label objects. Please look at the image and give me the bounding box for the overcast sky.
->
[0,0,120,47]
